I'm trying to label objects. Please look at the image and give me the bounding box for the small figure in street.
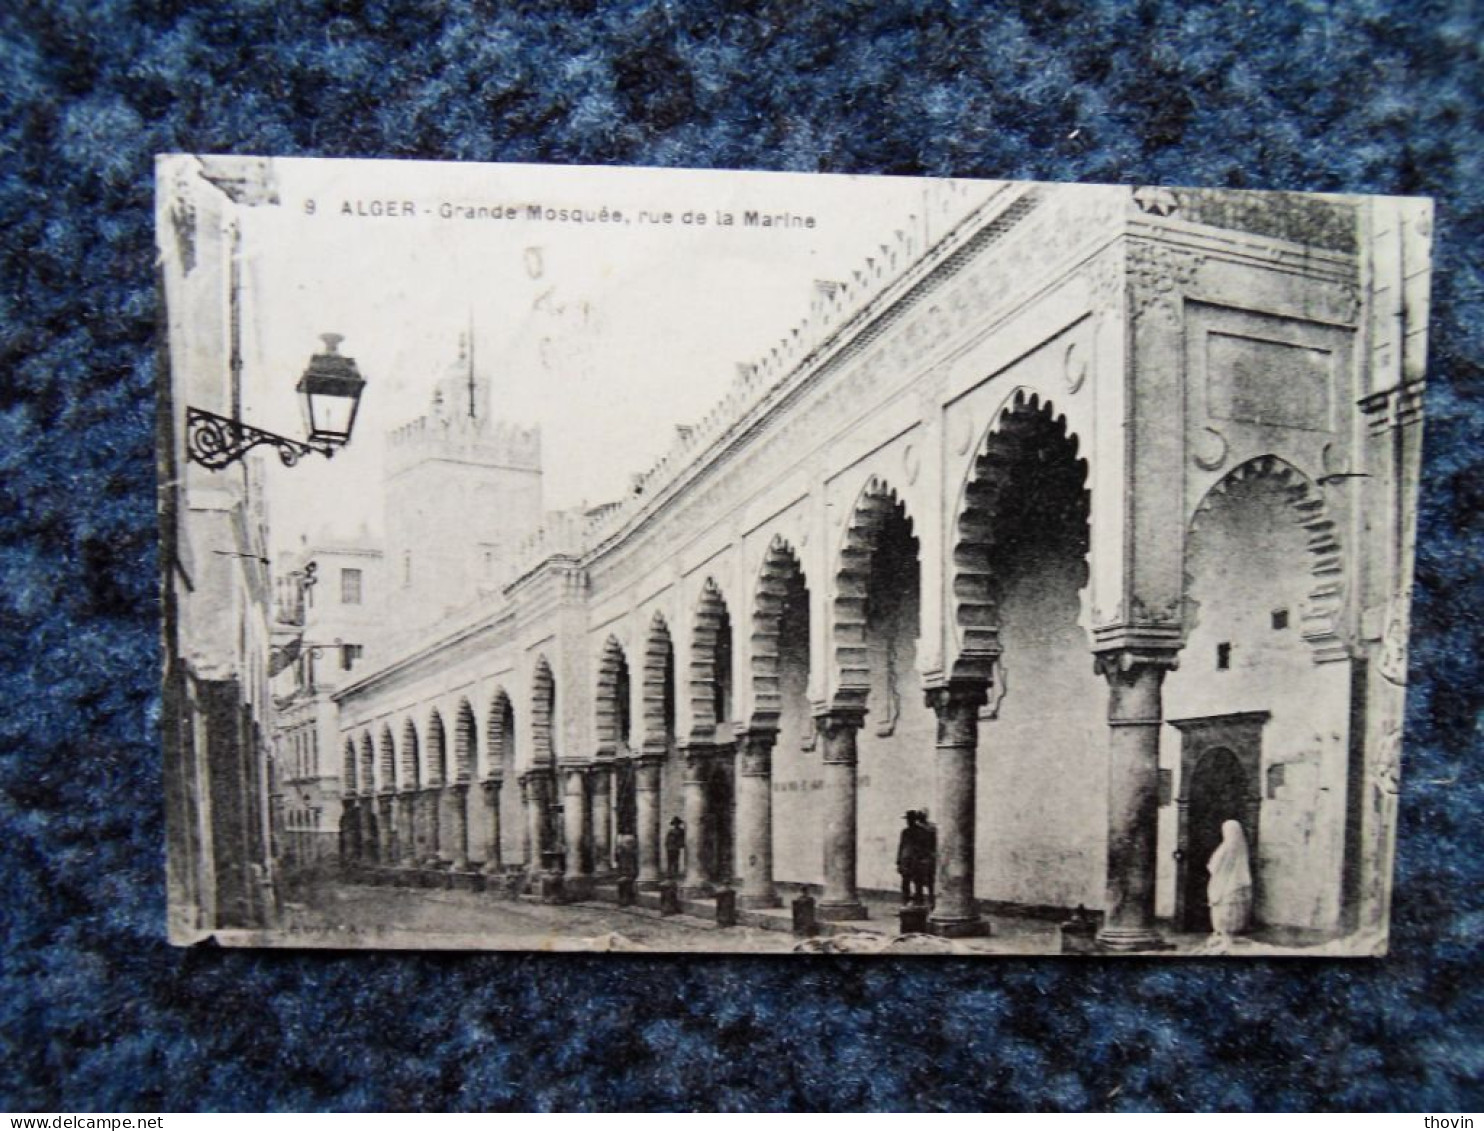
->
[897,810,934,906]
[665,816,686,880]
[1206,819,1253,951]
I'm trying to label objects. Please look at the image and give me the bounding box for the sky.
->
[234,158,997,558]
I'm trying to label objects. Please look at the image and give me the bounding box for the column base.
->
[929,914,990,939]
[816,900,869,922]
[737,890,782,910]
[680,881,714,900]
[1095,925,1172,952]
[562,876,594,901]
[636,877,664,892]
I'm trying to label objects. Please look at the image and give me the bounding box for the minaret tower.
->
[383,330,543,630]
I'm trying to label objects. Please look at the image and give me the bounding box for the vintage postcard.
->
[157,156,1431,955]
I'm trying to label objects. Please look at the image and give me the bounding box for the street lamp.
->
[187,334,367,470]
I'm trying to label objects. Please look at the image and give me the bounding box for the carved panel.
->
[1207,332,1335,433]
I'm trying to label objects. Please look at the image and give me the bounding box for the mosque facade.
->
[325,181,1430,950]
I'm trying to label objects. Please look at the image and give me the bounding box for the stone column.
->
[448,783,470,869]
[1095,650,1177,950]
[482,776,503,874]
[680,743,713,898]
[816,710,868,920]
[339,799,357,866]
[590,762,613,874]
[735,730,780,908]
[358,801,377,865]
[521,771,543,878]
[378,793,396,866]
[352,799,364,863]
[635,751,664,889]
[398,792,417,867]
[927,683,990,937]
[562,765,591,895]
[425,786,444,863]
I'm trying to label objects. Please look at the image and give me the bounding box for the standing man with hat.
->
[897,810,933,906]
[665,816,687,881]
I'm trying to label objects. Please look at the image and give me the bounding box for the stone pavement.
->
[272,878,1071,954]
[269,874,1350,956]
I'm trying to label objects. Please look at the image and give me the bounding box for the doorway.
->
[1170,712,1267,932]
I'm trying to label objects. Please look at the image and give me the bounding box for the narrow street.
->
[269,879,1079,955]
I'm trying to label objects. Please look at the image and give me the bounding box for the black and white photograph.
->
[158,154,1431,957]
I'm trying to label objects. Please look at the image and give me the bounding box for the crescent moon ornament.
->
[1193,426,1228,471]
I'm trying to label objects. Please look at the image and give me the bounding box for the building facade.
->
[330,182,1429,948]
[270,535,385,871]
[158,156,282,939]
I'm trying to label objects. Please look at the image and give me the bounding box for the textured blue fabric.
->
[1,0,1481,1112]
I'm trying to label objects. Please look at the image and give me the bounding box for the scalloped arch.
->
[595,635,631,754]
[1189,455,1347,662]
[750,534,808,732]
[831,475,916,710]
[950,389,1089,684]
[688,579,732,738]
[531,658,556,765]
[641,611,674,752]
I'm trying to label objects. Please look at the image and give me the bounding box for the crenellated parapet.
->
[386,414,541,478]
[537,181,1024,562]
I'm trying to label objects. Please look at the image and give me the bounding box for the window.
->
[403,551,413,586]
[341,568,363,604]
[341,643,363,671]
[1216,642,1232,670]
[1271,608,1289,630]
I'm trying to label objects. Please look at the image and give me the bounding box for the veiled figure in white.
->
[1206,819,1254,943]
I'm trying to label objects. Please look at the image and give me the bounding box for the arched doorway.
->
[531,657,560,867]
[825,477,923,916]
[1171,712,1266,932]
[488,687,522,866]
[1168,454,1348,934]
[745,535,810,901]
[950,392,1099,914]
[597,636,633,861]
[1183,747,1252,932]
[690,579,735,885]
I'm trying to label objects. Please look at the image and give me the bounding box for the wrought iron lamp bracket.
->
[186,406,336,470]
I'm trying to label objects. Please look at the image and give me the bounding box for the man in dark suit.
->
[897,810,933,905]
[665,816,686,880]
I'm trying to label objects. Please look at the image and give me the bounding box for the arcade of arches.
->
[329,185,1426,949]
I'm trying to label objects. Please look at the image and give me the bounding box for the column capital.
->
[447,781,469,796]
[814,706,866,734]
[737,729,776,777]
[1092,645,1181,679]
[815,710,864,765]
[924,680,989,715]
[680,742,713,784]
[926,681,987,747]
[737,726,778,750]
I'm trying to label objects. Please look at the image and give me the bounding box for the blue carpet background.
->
[1,0,1481,1112]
